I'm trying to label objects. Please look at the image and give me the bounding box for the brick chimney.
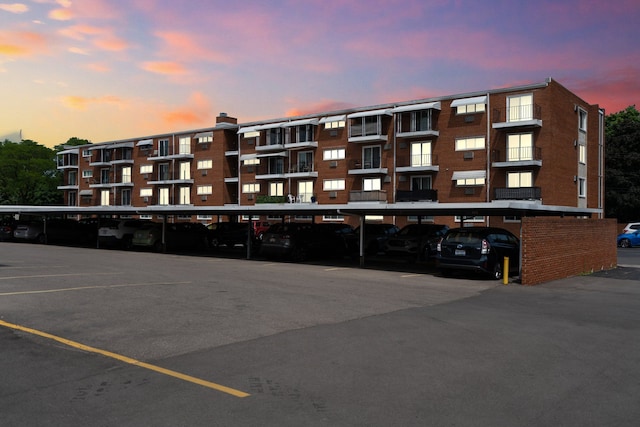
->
[216,112,237,125]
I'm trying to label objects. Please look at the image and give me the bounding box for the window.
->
[140,164,153,174]
[140,188,153,197]
[579,144,586,164]
[178,186,190,205]
[266,128,282,146]
[197,185,212,195]
[121,189,131,206]
[139,214,152,220]
[269,182,284,196]
[323,215,345,221]
[298,181,314,202]
[323,148,345,160]
[243,158,260,165]
[578,177,586,198]
[100,189,110,206]
[323,179,345,191]
[179,136,191,154]
[350,115,382,138]
[158,139,169,156]
[296,125,315,143]
[507,133,533,161]
[324,120,345,129]
[454,216,485,223]
[121,166,131,183]
[456,103,485,114]
[197,215,213,221]
[82,148,91,157]
[268,157,284,174]
[411,142,432,166]
[504,216,521,223]
[456,177,485,186]
[82,170,93,178]
[158,187,169,205]
[197,134,212,143]
[578,109,587,131]
[100,168,110,184]
[408,215,434,222]
[242,183,260,193]
[411,176,432,190]
[363,178,381,191]
[455,136,485,151]
[397,110,434,132]
[197,160,212,169]
[68,170,77,185]
[507,171,533,188]
[243,131,260,139]
[507,94,533,122]
[297,151,313,172]
[363,146,381,168]
[68,191,76,207]
[158,163,170,181]
[179,162,190,180]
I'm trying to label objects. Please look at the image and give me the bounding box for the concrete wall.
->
[520,217,616,285]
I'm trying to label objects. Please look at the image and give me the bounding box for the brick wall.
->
[520,217,616,285]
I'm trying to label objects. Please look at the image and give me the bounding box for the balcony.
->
[494,187,541,200]
[147,149,194,161]
[349,190,387,202]
[396,189,438,202]
[348,159,388,175]
[254,164,286,180]
[396,154,439,173]
[492,104,542,129]
[285,163,318,178]
[492,147,542,167]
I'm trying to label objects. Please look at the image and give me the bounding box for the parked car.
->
[132,222,209,252]
[0,218,17,241]
[617,230,640,248]
[353,223,400,255]
[436,227,520,280]
[207,222,256,248]
[252,221,271,239]
[384,223,449,261]
[13,218,94,245]
[260,222,356,261]
[98,219,151,248]
[622,222,640,234]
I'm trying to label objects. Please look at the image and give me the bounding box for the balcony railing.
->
[349,158,387,170]
[396,189,438,202]
[349,190,387,202]
[256,195,287,204]
[493,104,542,124]
[396,154,439,169]
[492,147,542,163]
[494,187,541,200]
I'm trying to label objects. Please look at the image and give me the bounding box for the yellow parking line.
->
[0,281,191,296]
[0,272,122,281]
[0,319,250,398]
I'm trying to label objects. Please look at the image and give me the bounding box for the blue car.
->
[617,231,640,248]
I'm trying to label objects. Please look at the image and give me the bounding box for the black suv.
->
[260,223,356,261]
[436,227,519,280]
[384,223,449,261]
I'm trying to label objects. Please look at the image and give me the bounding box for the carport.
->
[0,201,601,281]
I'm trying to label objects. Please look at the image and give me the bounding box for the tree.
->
[605,106,640,222]
[54,136,91,152]
[0,139,63,205]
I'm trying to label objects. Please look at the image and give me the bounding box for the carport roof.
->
[0,201,601,218]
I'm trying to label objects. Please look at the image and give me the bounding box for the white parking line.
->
[0,272,122,281]
[0,281,191,296]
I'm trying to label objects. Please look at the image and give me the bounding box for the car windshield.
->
[443,230,482,244]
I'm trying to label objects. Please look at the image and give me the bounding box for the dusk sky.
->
[1,0,638,148]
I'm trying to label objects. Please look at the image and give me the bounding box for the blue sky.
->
[1,0,638,147]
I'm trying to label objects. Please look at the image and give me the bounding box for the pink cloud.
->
[59,24,131,53]
[49,7,72,20]
[140,61,187,75]
[154,31,231,64]
[85,62,110,72]
[566,68,640,113]
[0,30,49,57]
[162,92,213,126]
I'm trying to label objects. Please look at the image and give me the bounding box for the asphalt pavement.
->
[1,243,639,426]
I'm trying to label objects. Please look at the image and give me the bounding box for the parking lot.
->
[1,242,639,426]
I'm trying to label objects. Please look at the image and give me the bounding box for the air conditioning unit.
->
[399,175,407,182]
[201,170,207,176]
[143,196,149,203]
[464,188,475,195]
[201,195,207,201]
[329,191,337,198]
[329,161,338,168]
[463,151,474,160]
[247,194,254,200]
[384,143,392,150]
[384,175,391,183]
[464,115,474,123]
[330,130,338,137]
[247,166,254,173]
[143,174,149,180]
[152,150,158,155]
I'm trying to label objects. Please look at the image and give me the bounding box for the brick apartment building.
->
[56,77,604,234]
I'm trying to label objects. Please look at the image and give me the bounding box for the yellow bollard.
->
[503,256,509,285]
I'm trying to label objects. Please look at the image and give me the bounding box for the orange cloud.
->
[0,30,48,57]
[0,3,28,13]
[85,62,110,72]
[94,34,128,52]
[162,92,212,126]
[141,61,187,75]
[49,7,72,20]
[61,95,126,111]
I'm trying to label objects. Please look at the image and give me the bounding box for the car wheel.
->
[123,236,133,250]
[209,237,220,249]
[153,240,164,253]
[492,262,503,280]
[619,238,631,248]
[36,234,46,244]
[291,245,308,262]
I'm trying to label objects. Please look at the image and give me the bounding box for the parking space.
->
[1,243,639,426]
